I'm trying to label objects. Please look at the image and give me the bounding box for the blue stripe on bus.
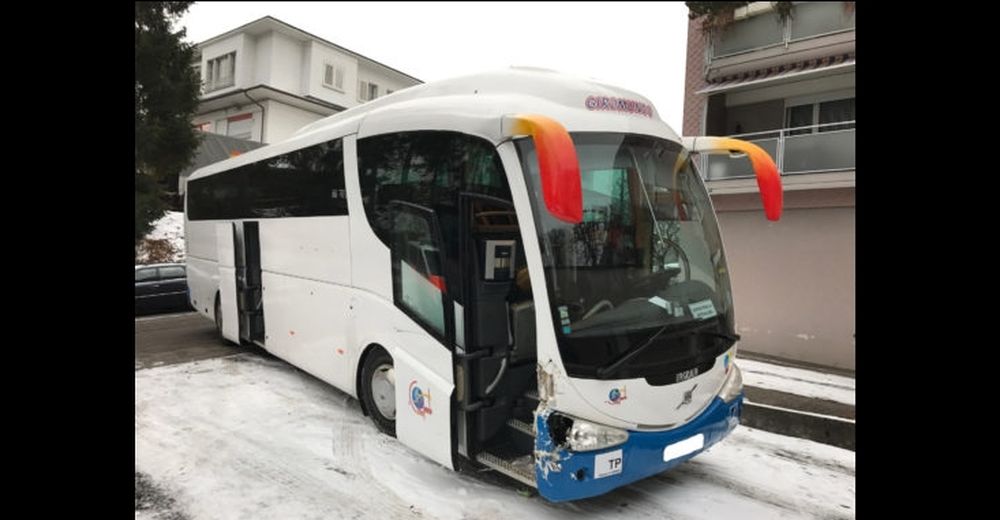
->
[534,395,742,502]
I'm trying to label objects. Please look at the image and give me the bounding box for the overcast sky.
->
[179,2,692,131]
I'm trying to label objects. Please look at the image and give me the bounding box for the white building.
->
[192,16,422,144]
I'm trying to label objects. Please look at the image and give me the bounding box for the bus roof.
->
[188,68,680,182]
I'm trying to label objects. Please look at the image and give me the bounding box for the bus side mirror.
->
[502,114,583,223]
[682,136,783,221]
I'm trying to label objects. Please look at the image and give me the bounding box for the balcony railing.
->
[701,120,855,181]
[712,2,856,59]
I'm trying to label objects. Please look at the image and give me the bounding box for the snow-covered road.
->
[135,354,855,519]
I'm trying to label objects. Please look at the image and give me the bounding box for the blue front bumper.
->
[534,394,742,502]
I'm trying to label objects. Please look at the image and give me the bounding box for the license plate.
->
[662,434,705,462]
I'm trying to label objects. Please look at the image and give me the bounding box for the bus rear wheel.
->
[361,347,397,437]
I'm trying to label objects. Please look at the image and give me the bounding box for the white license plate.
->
[662,434,705,462]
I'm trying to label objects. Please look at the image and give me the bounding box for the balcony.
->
[713,2,855,59]
[707,2,855,82]
[702,120,855,181]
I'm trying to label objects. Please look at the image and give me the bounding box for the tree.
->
[135,2,200,250]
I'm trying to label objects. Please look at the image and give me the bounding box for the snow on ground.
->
[140,211,186,262]
[737,358,855,406]
[136,354,855,520]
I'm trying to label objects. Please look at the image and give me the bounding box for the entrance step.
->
[507,417,534,437]
[476,449,536,488]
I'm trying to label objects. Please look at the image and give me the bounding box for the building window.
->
[227,113,254,140]
[386,89,394,95]
[359,80,379,101]
[324,63,345,91]
[785,97,855,135]
[205,52,236,92]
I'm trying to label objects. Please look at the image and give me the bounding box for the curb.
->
[741,392,855,451]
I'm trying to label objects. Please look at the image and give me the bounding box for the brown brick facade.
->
[682,18,708,136]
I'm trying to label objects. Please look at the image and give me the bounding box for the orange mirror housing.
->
[503,114,582,223]
[682,136,783,221]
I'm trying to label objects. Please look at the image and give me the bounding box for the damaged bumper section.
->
[533,394,743,502]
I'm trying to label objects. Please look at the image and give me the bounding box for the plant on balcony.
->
[686,2,795,33]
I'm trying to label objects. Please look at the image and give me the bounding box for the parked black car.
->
[135,263,192,315]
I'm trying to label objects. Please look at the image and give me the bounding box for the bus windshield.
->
[516,133,737,380]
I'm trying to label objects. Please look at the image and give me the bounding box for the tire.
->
[360,347,397,437]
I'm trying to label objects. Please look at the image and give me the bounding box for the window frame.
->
[784,95,855,135]
[136,268,159,282]
[158,266,186,280]
[205,52,236,92]
[323,62,346,92]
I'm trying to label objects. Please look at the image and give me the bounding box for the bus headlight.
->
[567,419,629,452]
[718,364,743,403]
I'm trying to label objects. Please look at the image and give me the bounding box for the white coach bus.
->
[183,68,782,502]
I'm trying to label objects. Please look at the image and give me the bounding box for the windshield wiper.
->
[594,319,739,379]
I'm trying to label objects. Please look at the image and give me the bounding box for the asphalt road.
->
[134,311,246,370]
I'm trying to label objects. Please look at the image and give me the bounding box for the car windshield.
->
[516,132,736,379]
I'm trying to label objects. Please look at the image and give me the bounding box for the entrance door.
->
[216,222,266,345]
[455,194,536,457]
[215,223,239,343]
[235,221,265,344]
[387,201,456,468]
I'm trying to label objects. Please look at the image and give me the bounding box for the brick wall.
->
[682,18,708,136]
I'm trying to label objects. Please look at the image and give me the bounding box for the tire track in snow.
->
[137,355,854,519]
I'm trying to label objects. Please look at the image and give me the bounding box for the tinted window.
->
[135,269,157,282]
[188,138,347,220]
[358,131,509,248]
[358,131,511,341]
[159,266,185,279]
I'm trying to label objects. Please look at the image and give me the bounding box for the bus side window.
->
[358,130,513,345]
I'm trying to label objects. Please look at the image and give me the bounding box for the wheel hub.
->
[370,363,396,419]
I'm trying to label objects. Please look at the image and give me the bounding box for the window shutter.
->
[359,80,370,101]
[335,66,344,89]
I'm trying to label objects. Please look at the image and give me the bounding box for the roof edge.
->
[195,15,422,84]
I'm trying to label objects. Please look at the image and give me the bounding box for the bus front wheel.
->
[361,347,397,438]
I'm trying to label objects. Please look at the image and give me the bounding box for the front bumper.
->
[534,394,742,502]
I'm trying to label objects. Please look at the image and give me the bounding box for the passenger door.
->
[387,202,456,468]
[216,223,240,342]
